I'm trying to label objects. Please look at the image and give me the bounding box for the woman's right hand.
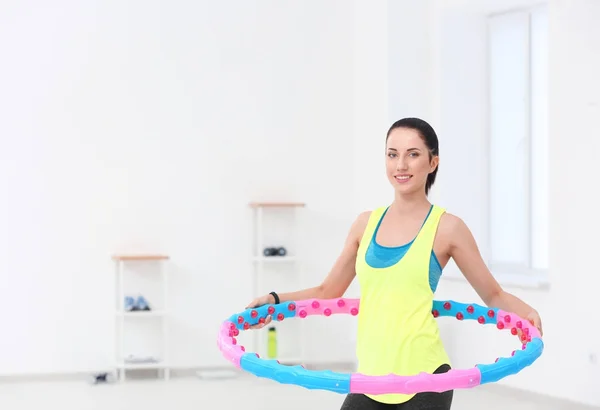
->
[244,293,276,329]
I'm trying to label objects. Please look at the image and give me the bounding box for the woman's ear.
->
[429,156,439,173]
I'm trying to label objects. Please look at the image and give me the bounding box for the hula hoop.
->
[217,298,543,394]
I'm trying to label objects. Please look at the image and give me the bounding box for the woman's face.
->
[385,127,438,195]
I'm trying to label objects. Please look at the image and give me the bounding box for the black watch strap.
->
[269,291,280,305]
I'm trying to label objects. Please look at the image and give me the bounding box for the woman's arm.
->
[245,211,370,328]
[278,210,369,301]
[444,214,543,335]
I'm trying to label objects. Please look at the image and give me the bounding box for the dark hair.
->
[386,117,440,195]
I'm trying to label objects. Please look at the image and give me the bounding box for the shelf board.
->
[112,254,169,261]
[253,256,297,263]
[117,361,166,370]
[249,202,306,208]
[117,310,165,317]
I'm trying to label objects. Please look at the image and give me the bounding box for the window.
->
[488,5,548,275]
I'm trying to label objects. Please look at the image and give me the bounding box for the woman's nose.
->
[396,158,408,170]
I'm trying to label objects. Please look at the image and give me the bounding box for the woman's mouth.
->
[394,175,412,183]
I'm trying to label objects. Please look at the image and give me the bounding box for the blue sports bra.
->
[364,205,444,293]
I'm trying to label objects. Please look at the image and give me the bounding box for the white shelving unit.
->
[249,201,306,365]
[113,254,170,381]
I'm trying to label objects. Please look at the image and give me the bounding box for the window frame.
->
[486,4,549,287]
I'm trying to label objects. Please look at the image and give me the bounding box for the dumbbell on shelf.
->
[263,247,287,257]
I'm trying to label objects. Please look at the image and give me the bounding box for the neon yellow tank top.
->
[355,204,451,404]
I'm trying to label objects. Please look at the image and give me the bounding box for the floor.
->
[0,371,597,410]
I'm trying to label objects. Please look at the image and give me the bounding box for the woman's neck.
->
[390,191,431,214]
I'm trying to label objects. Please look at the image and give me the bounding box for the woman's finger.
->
[245,299,259,309]
[528,316,543,336]
[248,314,272,330]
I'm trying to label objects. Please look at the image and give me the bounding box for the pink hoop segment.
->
[295,297,359,318]
[217,321,245,367]
[350,367,481,395]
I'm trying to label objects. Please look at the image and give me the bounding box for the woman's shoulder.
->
[353,209,373,230]
[438,208,470,241]
[347,208,379,242]
[438,209,463,227]
[350,206,390,239]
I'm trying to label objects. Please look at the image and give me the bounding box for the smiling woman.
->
[245,117,543,410]
[385,118,440,196]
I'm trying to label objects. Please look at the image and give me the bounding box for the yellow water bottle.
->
[267,327,277,359]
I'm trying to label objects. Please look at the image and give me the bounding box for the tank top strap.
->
[411,204,446,255]
[357,206,388,255]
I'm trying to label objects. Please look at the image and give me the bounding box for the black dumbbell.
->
[263,247,287,257]
[263,247,277,257]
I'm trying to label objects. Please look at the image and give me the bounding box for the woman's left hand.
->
[525,309,543,336]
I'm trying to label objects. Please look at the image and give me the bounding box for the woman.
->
[246,117,543,409]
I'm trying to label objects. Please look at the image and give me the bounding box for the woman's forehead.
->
[387,128,425,148]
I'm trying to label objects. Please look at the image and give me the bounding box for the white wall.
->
[0,0,449,376]
[0,0,357,375]
[427,0,600,407]
[352,0,436,211]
